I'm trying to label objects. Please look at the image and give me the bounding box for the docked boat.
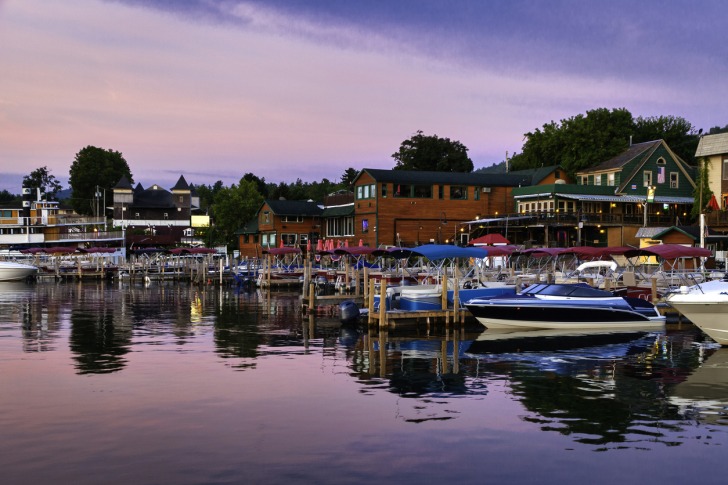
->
[665,278,728,345]
[464,283,666,330]
[0,261,38,281]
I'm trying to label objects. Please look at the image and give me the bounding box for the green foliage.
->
[508,109,703,177]
[0,189,19,204]
[340,168,359,190]
[68,146,133,216]
[192,181,224,212]
[509,108,632,177]
[23,166,63,199]
[392,130,473,172]
[692,158,713,218]
[708,124,728,135]
[633,115,699,164]
[209,178,264,248]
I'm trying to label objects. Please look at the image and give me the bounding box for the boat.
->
[0,261,38,281]
[464,282,666,330]
[665,278,728,345]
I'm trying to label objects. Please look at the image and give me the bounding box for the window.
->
[357,186,363,199]
[657,157,666,165]
[393,184,410,197]
[450,186,467,200]
[412,185,432,198]
[343,216,354,236]
[362,219,369,233]
[163,213,168,219]
[263,211,270,223]
[474,187,480,201]
[438,185,444,199]
[607,173,615,186]
[281,233,297,246]
[282,215,303,223]
[670,172,678,189]
[643,171,653,187]
[594,174,602,186]
[381,184,387,197]
[723,157,728,180]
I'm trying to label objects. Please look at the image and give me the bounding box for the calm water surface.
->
[1,281,727,485]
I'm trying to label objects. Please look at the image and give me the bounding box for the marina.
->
[1,280,728,485]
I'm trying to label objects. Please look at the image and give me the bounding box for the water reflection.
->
[2,282,728,451]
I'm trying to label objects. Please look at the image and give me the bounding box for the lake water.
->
[1,280,728,485]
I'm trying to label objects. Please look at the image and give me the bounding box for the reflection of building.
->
[0,187,114,250]
[112,175,208,247]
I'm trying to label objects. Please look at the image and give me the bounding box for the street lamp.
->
[644,186,655,227]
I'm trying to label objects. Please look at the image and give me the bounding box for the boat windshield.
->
[522,284,613,298]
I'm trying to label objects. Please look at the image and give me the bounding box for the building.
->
[0,187,115,250]
[695,132,728,230]
[350,168,532,247]
[507,140,696,247]
[112,175,208,248]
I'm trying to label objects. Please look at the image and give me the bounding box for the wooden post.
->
[368,278,375,325]
[453,277,460,323]
[651,276,658,303]
[309,280,316,313]
[379,282,387,327]
[363,266,369,301]
[441,273,448,310]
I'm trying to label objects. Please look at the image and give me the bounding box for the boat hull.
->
[0,262,38,281]
[666,280,728,345]
[466,299,665,329]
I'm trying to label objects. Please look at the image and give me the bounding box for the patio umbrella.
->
[707,194,720,211]
[468,233,510,245]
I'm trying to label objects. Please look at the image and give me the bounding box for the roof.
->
[581,140,661,173]
[556,194,694,204]
[508,165,563,184]
[114,175,133,190]
[322,204,354,217]
[264,199,323,216]
[171,175,189,191]
[235,218,259,235]
[358,168,531,187]
[696,132,728,157]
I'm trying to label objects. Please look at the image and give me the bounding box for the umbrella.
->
[469,233,510,245]
[707,194,720,211]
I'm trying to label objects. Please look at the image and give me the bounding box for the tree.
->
[692,157,713,219]
[69,146,133,216]
[22,166,63,199]
[633,115,699,164]
[340,168,359,190]
[509,108,633,177]
[209,178,264,248]
[392,130,473,172]
[0,189,19,204]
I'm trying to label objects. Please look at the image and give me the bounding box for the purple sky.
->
[1,0,726,193]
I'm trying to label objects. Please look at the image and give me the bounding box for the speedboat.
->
[665,278,728,345]
[0,261,38,281]
[464,283,666,330]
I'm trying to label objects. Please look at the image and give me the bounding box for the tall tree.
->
[692,157,714,219]
[392,130,473,172]
[210,178,264,248]
[69,146,133,216]
[340,168,359,190]
[22,166,63,199]
[510,108,633,177]
[633,115,699,164]
[0,189,18,204]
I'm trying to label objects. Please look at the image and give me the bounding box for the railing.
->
[47,231,124,242]
[0,215,106,226]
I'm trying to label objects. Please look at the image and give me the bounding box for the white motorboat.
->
[0,261,38,281]
[465,283,666,330]
[665,279,728,345]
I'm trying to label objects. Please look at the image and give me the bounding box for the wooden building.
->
[351,168,532,247]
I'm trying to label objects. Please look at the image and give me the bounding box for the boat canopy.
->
[409,244,489,260]
[622,244,711,260]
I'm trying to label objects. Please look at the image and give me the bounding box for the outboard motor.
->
[339,299,361,324]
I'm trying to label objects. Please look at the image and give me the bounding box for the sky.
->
[1,0,727,194]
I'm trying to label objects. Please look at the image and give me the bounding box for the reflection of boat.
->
[0,261,38,281]
[465,283,666,330]
[669,348,728,423]
[665,279,728,345]
[466,327,661,354]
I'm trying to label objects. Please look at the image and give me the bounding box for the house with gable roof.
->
[510,140,696,247]
[695,132,728,229]
[112,175,207,247]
